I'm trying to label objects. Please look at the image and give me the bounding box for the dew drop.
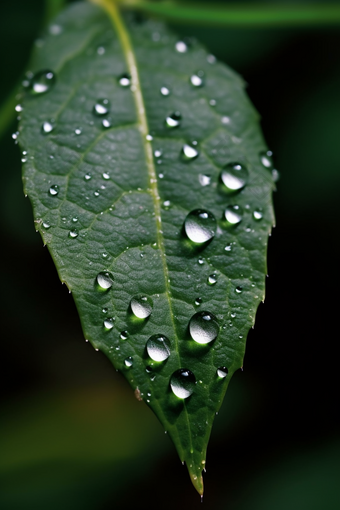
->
[195,297,202,306]
[207,54,216,64]
[170,369,196,399]
[102,118,111,128]
[259,150,273,169]
[49,184,58,196]
[182,143,199,160]
[163,200,171,209]
[235,286,243,294]
[75,127,82,135]
[120,330,128,340]
[42,222,50,229]
[97,46,105,55]
[190,71,204,87]
[102,172,110,180]
[208,274,217,285]
[96,271,114,290]
[221,162,248,192]
[198,257,204,265]
[160,86,170,96]
[199,174,211,187]
[165,111,181,128]
[189,311,219,344]
[130,294,153,319]
[94,190,100,197]
[118,73,131,87]
[253,209,263,221]
[224,205,243,225]
[41,120,55,134]
[154,149,162,158]
[146,134,153,141]
[29,70,55,94]
[93,98,110,116]
[217,366,228,378]
[124,356,133,368]
[184,209,216,244]
[68,229,78,238]
[104,317,115,330]
[175,41,187,53]
[15,104,23,112]
[146,334,171,362]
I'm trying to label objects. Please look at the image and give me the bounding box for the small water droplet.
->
[29,70,55,94]
[224,205,243,225]
[146,334,171,362]
[184,209,216,244]
[253,209,263,221]
[195,297,202,306]
[259,150,273,168]
[84,173,92,181]
[272,169,280,182]
[102,118,111,128]
[124,356,133,367]
[207,54,216,64]
[75,127,82,135]
[102,172,110,180]
[104,317,115,330]
[165,111,181,128]
[170,369,196,399]
[221,162,248,192]
[94,190,100,197]
[49,184,59,196]
[208,274,217,285]
[198,257,204,265]
[163,200,171,209]
[189,311,219,344]
[118,73,131,87]
[120,330,128,340]
[42,222,50,229]
[96,271,114,290]
[221,116,230,125]
[93,98,110,116]
[154,149,162,158]
[225,243,232,252]
[130,294,153,319]
[235,286,243,294]
[15,104,23,112]
[217,366,228,378]
[160,86,170,96]
[97,46,105,55]
[199,174,211,186]
[41,120,55,134]
[190,71,204,87]
[49,24,62,35]
[69,229,78,238]
[146,134,153,141]
[102,308,108,314]
[182,143,199,160]
[175,41,187,53]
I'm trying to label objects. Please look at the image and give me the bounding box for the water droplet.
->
[163,200,171,209]
[253,209,263,221]
[189,311,219,344]
[217,366,228,378]
[49,24,62,35]
[104,317,115,330]
[221,116,230,125]
[198,257,204,265]
[170,369,196,399]
[42,222,50,229]
[160,86,170,96]
[102,172,110,180]
[182,143,199,160]
[68,229,78,238]
[146,334,171,362]
[102,308,108,314]
[221,163,248,192]
[94,190,100,197]
[97,46,105,55]
[272,169,280,182]
[224,205,243,225]
[96,271,114,290]
[72,217,78,223]
[84,173,92,181]
[199,174,211,186]
[146,134,153,141]
[195,297,202,306]
[190,71,204,87]
[208,274,217,285]
[154,149,162,158]
[209,99,216,106]
[102,118,111,128]
[235,286,243,294]
[75,127,82,135]
[29,70,55,94]
[15,104,23,112]
[259,150,273,168]
[130,294,153,319]
[165,111,181,128]
[120,330,128,340]
[49,184,58,196]
[124,356,133,367]
[225,243,232,252]
[93,98,110,116]
[184,209,216,244]
[175,41,187,53]
[118,73,131,87]
[207,54,216,64]
[41,120,55,134]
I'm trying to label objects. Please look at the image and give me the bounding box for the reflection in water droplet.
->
[146,334,171,362]
[165,111,181,128]
[29,70,55,94]
[259,150,273,168]
[184,209,216,244]
[130,294,153,319]
[93,98,110,116]
[96,271,114,290]
[217,366,228,378]
[253,209,263,221]
[120,331,128,340]
[170,369,196,398]
[118,73,131,87]
[104,317,115,330]
[41,120,55,134]
[190,71,204,87]
[189,311,219,344]
[208,274,217,285]
[235,286,243,294]
[175,41,187,53]
[221,163,248,192]
[49,185,58,196]
[69,229,78,238]
[199,174,211,186]
[160,86,170,96]
[124,356,133,367]
[182,143,199,160]
[224,205,243,225]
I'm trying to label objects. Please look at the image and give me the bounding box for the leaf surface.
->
[19,0,275,494]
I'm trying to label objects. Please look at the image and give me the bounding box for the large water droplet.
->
[259,150,273,169]
[93,98,110,115]
[130,294,153,319]
[49,184,58,196]
[104,317,115,330]
[221,163,248,192]
[41,120,55,134]
[124,356,133,367]
[96,271,114,290]
[189,311,219,344]
[224,205,243,225]
[184,209,216,244]
[118,73,131,87]
[165,111,181,128]
[146,334,171,362]
[160,86,170,96]
[182,143,199,160]
[190,71,204,87]
[170,369,196,399]
[175,41,188,53]
[29,70,55,94]
[217,366,228,378]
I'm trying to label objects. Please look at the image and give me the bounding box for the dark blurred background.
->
[0,0,339,508]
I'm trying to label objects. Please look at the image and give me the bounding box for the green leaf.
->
[18,0,275,495]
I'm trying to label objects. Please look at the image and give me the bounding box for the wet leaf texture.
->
[19,0,275,495]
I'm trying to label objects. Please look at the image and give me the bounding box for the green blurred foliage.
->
[0,0,339,508]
